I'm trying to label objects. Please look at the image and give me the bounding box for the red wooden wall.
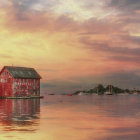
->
[0,68,13,97]
[0,67,40,97]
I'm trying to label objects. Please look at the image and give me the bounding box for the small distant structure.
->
[105,85,113,95]
[0,66,41,98]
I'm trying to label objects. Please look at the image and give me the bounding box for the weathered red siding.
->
[0,68,13,97]
[0,67,40,97]
[13,78,40,96]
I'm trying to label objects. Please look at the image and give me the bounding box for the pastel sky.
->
[0,0,140,93]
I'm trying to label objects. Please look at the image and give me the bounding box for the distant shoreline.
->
[72,84,140,96]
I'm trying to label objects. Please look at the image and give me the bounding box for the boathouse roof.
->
[4,66,41,79]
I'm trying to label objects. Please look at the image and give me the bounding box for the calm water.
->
[0,95,140,140]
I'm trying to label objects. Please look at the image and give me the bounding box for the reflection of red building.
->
[0,99,40,127]
[13,99,40,119]
[0,66,41,97]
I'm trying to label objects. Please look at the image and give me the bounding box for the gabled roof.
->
[3,66,41,79]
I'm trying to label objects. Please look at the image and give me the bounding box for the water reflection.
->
[0,95,140,140]
[0,99,40,132]
[40,95,140,140]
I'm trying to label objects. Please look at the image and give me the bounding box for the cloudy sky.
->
[0,0,140,93]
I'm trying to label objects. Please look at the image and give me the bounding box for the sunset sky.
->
[0,0,140,93]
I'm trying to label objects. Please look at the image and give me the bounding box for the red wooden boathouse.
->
[0,66,41,97]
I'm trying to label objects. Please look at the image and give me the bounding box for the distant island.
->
[73,84,140,95]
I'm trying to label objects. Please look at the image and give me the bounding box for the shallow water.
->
[0,95,140,140]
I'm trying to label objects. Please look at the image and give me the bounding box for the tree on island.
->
[105,85,125,94]
[73,84,132,95]
[87,84,105,94]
